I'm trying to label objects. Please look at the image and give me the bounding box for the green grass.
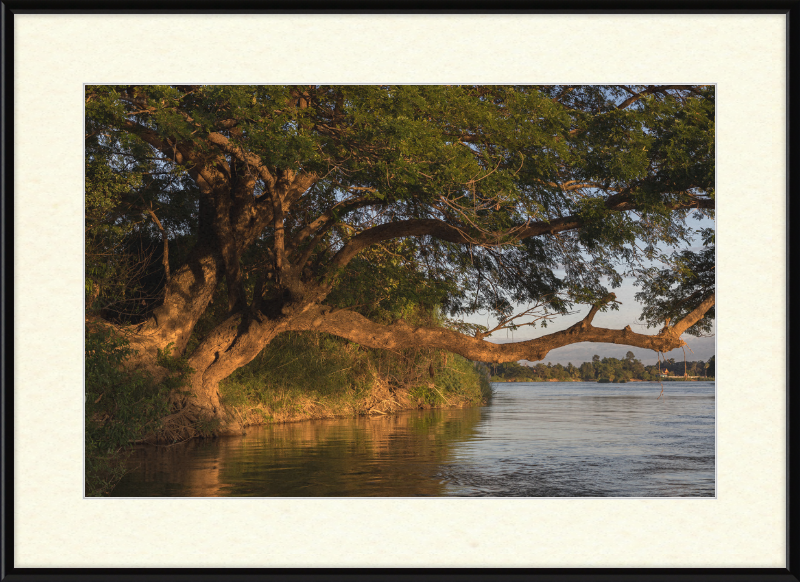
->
[220,331,492,423]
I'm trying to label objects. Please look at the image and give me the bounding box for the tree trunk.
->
[122,243,222,368]
[178,311,289,435]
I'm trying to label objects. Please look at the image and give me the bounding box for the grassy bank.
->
[219,331,493,425]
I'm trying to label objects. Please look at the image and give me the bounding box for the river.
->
[110,381,715,497]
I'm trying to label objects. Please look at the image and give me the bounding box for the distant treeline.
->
[489,353,715,382]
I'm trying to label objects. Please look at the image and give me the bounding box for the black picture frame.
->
[1,3,796,581]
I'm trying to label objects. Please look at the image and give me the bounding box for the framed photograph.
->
[2,5,793,580]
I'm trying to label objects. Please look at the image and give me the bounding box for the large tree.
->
[85,85,715,432]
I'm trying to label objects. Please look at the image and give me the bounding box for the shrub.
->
[85,325,171,496]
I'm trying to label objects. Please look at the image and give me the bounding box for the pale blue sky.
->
[462,217,715,366]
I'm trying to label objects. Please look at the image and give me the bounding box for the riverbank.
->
[86,327,492,496]
[217,331,493,427]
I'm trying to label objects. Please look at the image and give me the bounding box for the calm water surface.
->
[111,381,715,497]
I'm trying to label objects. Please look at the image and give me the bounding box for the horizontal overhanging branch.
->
[293,295,714,364]
[330,194,714,269]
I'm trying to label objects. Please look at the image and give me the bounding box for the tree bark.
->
[123,243,223,368]
[179,310,293,434]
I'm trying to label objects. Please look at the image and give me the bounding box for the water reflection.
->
[112,407,483,497]
[111,382,714,497]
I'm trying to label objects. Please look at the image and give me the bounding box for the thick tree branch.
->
[123,121,190,166]
[272,190,288,280]
[204,132,277,191]
[146,207,170,282]
[289,195,373,249]
[584,292,617,325]
[671,293,715,337]
[122,120,223,193]
[294,291,714,364]
[282,170,319,210]
[211,189,246,313]
[287,195,387,268]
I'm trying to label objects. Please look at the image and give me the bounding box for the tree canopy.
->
[85,84,715,427]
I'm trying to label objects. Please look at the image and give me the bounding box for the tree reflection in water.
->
[112,407,484,497]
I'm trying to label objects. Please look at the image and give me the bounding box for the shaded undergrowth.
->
[84,326,170,496]
[85,325,201,496]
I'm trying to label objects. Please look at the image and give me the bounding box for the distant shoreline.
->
[492,378,715,383]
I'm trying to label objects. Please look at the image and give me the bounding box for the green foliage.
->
[193,415,222,438]
[325,241,458,322]
[433,355,493,403]
[84,157,146,313]
[85,85,714,336]
[85,326,171,496]
[635,245,715,335]
[154,343,196,405]
[408,384,442,406]
[408,355,491,407]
